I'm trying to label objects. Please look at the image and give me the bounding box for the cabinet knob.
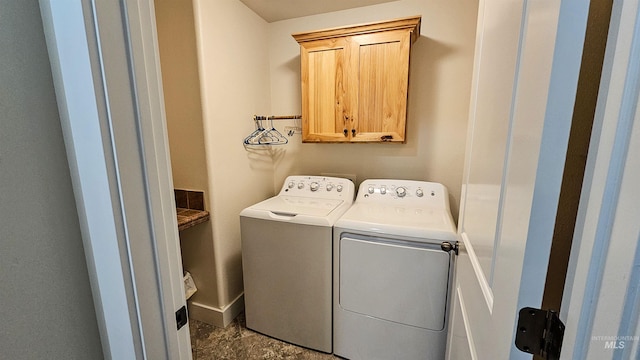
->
[343,129,348,137]
[352,129,356,136]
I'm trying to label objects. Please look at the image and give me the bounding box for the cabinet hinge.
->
[515,307,565,360]
[176,305,188,330]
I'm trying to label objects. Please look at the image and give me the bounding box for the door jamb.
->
[39,0,191,358]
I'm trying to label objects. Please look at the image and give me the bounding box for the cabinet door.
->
[351,30,411,142]
[300,38,351,142]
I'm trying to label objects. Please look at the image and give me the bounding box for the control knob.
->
[336,185,343,192]
[396,187,407,198]
[380,186,387,195]
[368,186,375,194]
[416,188,424,197]
[297,182,304,189]
[288,181,295,189]
[326,184,334,191]
[310,182,319,192]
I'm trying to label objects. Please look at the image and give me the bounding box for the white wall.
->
[192,0,274,318]
[0,0,103,357]
[268,0,479,219]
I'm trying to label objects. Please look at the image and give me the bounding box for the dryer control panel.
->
[279,176,355,200]
[356,179,450,210]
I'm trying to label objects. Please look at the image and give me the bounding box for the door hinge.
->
[515,307,565,360]
[176,305,188,330]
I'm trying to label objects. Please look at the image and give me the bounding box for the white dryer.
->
[333,179,457,360]
[240,175,354,353]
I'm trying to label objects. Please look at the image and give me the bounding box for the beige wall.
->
[268,0,478,219]
[155,0,209,191]
[192,0,275,312]
[155,0,220,314]
[158,0,275,323]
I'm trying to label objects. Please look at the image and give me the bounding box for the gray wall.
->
[0,1,103,358]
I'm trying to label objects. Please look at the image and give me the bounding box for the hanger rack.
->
[254,115,302,120]
[243,115,302,147]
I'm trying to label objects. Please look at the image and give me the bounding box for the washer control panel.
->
[356,179,449,208]
[279,175,355,200]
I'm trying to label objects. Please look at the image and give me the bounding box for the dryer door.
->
[339,235,451,331]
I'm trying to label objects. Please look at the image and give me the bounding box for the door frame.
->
[39,0,190,359]
[561,0,640,357]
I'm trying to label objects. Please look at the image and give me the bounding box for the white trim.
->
[38,1,141,358]
[570,2,640,358]
[488,0,528,288]
[460,232,494,312]
[616,233,640,358]
[560,0,640,358]
[189,294,245,328]
[456,0,486,230]
[456,286,479,360]
[558,0,625,347]
[88,0,150,355]
[120,0,192,357]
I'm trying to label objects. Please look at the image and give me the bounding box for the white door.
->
[447,0,591,359]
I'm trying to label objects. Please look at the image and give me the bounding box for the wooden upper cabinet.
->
[299,37,351,142]
[293,16,421,143]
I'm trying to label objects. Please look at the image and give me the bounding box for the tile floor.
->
[189,313,338,359]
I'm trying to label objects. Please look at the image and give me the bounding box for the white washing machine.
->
[333,179,457,360]
[240,175,354,353]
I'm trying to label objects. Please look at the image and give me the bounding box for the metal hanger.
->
[243,115,300,147]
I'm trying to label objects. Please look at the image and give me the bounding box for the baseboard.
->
[188,293,244,328]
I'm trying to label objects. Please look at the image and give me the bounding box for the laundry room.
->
[153,1,480,356]
[154,0,477,337]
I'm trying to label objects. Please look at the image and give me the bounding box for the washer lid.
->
[335,202,456,241]
[247,195,344,217]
